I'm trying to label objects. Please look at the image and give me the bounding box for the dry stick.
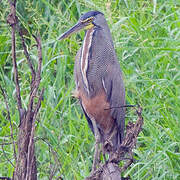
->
[7,0,22,120]
[1,144,15,168]
[28,89,44,178]
[25,35,43,122]
[35,137,62,179]
[26,35,42,121]
[33,89,44,121]
[0,177,12,180]
[17,24,36,87]
[48,141,63,180]
[33,35,42,83]
[0,85,17,162]
[49,151,59,180]
[119,151,133,173]
[7,1,43,179]
[23,33,43,180]
[0,142,17,146]
[3,133,17,138]
[26,36,44,180]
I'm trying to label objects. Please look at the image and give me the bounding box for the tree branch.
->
[33,35,42,82]
[26,88,44,180]
[7,0,22,121]
[0,142,17,146]
[25,34,44,180]
[0,177,12,180]
[1,144,15,168]
[7,1,44,179]
[25,34,43,124]
[16,24,36,87]
[0,85,17,162]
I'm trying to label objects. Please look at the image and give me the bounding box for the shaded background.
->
[0,0,179,179]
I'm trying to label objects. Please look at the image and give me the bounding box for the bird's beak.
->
[59,21,85,40]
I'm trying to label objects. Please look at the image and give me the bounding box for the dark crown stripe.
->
[81,11,103,21]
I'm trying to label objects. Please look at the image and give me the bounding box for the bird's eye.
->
[81,17,94,24]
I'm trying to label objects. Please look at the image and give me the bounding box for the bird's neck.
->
[80,28,95,94]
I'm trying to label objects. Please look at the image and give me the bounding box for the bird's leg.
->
[102,132,115,162]
[91,120,101,174]
[102,147,107,163]
[92,135,100,173]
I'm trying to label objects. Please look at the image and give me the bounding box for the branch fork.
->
[6,1,44,179]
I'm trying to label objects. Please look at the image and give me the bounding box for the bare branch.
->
[16,24,36,87]
[0,141,17,146]
[35,137,62,180]
[33,88,44,121]
[1,144,15,168]
[26,89,44,180]
[0,177,12,180]
[26,34,43,121]
[7,0,22,121]
[25,35,44,180]
[7,1,44,179]
[35,137,62,168]
[33,34,42,84]
[0,85,17,162]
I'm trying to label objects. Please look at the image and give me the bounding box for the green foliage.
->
[0,0,180,179]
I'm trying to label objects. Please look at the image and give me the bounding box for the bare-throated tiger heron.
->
[59,11,125,172]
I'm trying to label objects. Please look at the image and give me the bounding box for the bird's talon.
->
[104,139,113,152]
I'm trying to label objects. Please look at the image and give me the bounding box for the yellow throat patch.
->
[85,23,94,30]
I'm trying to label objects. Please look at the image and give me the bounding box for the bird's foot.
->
[103,139,113,153]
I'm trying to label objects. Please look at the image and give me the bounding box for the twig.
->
[35,137,62,179]
[16,24,36,87]
[119,151,133,172]
[1,144,15,168]
[26,35,44,180]
[26,35,42,119]
[7,0,22,120]
[33,88,44,121]
[33,34,42,85]
[104,104,136,110]
[35,137,62,167]
[26,89,44,179]
[3,133,17,138]
[0,177,11,180]
[7,1,44,179]
[0,85,17,162]
[0,141,17,146]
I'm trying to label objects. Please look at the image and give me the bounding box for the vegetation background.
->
[0,0,179,179]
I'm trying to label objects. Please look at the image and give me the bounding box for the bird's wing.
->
[74,48,95,134]
[102,64,125,143]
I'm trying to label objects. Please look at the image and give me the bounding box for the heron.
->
[59,11,125,172]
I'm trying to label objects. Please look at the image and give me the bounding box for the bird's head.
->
[59,11,104,40]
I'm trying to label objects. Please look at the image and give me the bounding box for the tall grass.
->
[0,0,180,179]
